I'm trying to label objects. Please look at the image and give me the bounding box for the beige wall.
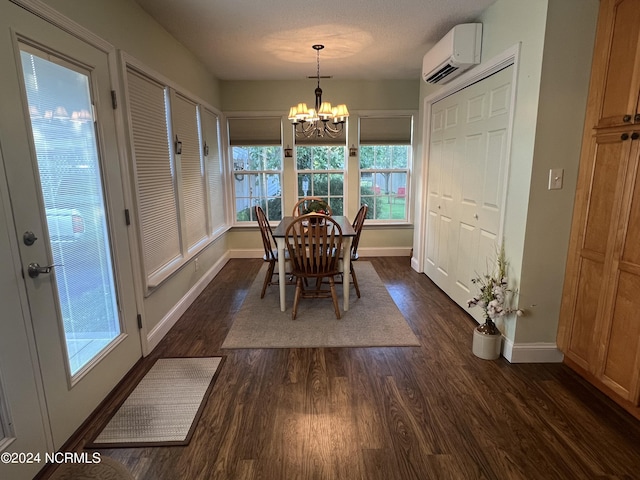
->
[221,79,419,112]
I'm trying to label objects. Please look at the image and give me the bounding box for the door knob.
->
[27,262,58,278]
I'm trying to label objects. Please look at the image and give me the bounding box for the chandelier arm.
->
[322,121,344,135]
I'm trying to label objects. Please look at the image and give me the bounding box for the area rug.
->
[50,456,134,480]
[87,357,223,448]
[222,261,420,349]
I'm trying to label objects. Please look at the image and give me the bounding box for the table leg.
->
[343,237,352,311]
[276,237,286,312]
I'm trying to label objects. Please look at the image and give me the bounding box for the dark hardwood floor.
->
[41,257,640,479]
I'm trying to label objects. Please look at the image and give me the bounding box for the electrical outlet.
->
[194,257,199,271]
[548,168,564,190]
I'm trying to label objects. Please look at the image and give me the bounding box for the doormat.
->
[87,357,224,448]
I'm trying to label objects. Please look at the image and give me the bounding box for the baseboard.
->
[229,248,263,258]
[502,338,565,363]
[146,252,230,351]
[229,247,412,259]
[358,247,412,257]
[410,256,421,272]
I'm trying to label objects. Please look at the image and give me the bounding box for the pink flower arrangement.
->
[467,244,523,335]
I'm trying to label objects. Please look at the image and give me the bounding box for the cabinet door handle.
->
[635,114,640,122]
[621,133,630,140]
[623,114,632,122]
[632,132,640,140]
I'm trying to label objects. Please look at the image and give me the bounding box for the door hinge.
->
[111,90,117,109]
[137,314,143,330]
[124,209,131,226]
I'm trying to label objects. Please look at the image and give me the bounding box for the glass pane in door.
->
[19,46,121,376]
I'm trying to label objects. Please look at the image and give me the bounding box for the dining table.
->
[272,215,356,312]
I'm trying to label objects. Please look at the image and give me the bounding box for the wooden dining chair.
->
[285,213,343,320]
[339,204,368,297]
[292,197,333,217]
[255,205,292,298]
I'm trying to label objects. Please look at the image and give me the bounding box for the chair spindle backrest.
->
[285,214,343,276]
[255,206,276,261]
[350,204,368,257]
[292,197,333,217]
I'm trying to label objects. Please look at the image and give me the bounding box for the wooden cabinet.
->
[559,0,640,419]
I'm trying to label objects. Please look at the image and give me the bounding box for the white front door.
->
[424,65,513,317]
[0,1,141,453]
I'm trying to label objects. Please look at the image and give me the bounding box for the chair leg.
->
[329,276,341,319]
[261,261,275,298]
[351,263,360,298]
[292,277,303,320]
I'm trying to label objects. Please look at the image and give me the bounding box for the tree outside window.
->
[296,145,345,215]
[359,145,409,221]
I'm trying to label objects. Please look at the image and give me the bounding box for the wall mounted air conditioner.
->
[422,23,482,85]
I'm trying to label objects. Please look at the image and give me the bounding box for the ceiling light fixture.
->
[288,44,349,139]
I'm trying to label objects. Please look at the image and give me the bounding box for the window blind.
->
[171,92,207,251]
[228,117,282,145]
[126,67,181,279]
[360,116,412,144]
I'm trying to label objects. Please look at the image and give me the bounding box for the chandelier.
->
[288,44,349,139]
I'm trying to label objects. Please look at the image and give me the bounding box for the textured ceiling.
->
[132,0,496,81]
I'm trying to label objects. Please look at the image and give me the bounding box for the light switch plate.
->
[548,168,564,190]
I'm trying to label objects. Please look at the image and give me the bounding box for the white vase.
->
[472,327,502,360]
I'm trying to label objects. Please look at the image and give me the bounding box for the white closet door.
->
[424,65,513,315]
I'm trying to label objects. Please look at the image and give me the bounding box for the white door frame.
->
[412,44,521,275]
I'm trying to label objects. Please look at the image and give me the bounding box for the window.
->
[228,117,283,222]
[125,63,226,289]
[22,46,122,374]
[359,116,412,221]
[296,145,346,215]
